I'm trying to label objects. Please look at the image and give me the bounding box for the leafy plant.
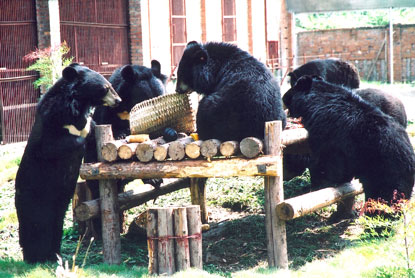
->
[23,41,73,91]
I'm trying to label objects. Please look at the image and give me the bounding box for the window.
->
[170,0,187,70]
[222,0,236,43]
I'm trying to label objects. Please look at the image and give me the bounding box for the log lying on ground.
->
[200,139,221,159]
[74,178,191,221]
[185,140,203,159]
[281,128,310,154]
[276,182,363,220]
[80,155,280,180]
[240,137,263,158]
[220,141,240,157]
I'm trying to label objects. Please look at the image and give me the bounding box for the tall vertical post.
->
[264,121,288,268]
[95,125,121,264]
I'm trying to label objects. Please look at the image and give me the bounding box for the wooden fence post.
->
[264,121,288,269]
[95,125,121,264]
[190,178,208,224]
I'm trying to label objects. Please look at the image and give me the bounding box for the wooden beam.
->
[74,179,191,221]
[80,155,281,180]
[264,121,288,269]
[94,125,121,265]
[276,182,363,220]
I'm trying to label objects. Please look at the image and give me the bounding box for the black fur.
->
[176,41,286,141]
[283,75,415,202]
[289,58,360,89]
[15,64,121,263]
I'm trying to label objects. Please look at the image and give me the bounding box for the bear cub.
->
[15,63,121,263]
[176,41,286,141]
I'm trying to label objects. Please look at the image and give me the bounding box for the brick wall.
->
[35,0,51,50]
[297,24,415,83]
[128,0,143,65]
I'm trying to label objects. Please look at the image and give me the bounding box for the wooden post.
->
[190,178,208,224]
[95,125,121,264]
[157,207,175,275]
[186,205,202,269]
[147,208,158,275]
[264,121,288,269]
[173,207,191,271]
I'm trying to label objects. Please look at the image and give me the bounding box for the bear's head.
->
[175,41,208,94]
[63,63,121,108]
[108,60,166,116]
[283,75,321,118]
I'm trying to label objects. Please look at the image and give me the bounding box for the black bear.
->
[91,60,167,140]
[15,63,121,263]
[84,61,167,237]
[288,58,360,89]
[354,88,407,128]
[284,59,408,181]
[175,41,286,141]
[283,75,415,202]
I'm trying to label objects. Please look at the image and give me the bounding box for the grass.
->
[0,84,415,277]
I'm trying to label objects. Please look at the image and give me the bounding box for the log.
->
[281,128,308,146]
[168,137,194,160]
[240,137,263,158]
[101,140,124,162]
[200,139,221,159]
[219,141,240,157]
[186,205,202,269]
[190,178,208,224]
[75,178,191,221]
[154,143,169,161]
[281,128,310,154]
[118,143,138,160]
[157,207,175,275]
[136,141,157,162]
[263,121,287,269]
[185,140,203,159]
[94,125,121,264]
[147,208,158,275]
[173,207,190,271]
[136,137,166,162]
[80,155,280,180]
[276,182,363,221]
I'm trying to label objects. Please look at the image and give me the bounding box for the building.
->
[0,0,292,143]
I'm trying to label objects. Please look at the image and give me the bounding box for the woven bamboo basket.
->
[129,93,196,136]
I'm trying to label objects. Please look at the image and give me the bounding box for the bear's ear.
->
[151,60,162,77]
[294,75,314,92]
[121,65,135,82]
[62,66,78,81]
[186,41,199,48]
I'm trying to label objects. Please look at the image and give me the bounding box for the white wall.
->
[235,0,249,52]
[186,0,202,42]
[147,0,172,75]
[251,1,266,62]
[205,0,222,42]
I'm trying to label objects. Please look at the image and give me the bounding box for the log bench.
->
[78,121,363,268]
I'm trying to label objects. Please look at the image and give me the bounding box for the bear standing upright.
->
[15,64,121,263]
[283,75,415,202]
[175,41,286,141]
